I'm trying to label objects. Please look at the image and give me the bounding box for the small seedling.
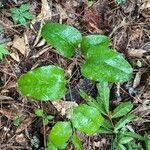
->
[34,108,54,125]
[11,3,34,25]
[115,0,126,5]
[0,43,10,60]
[17,23,149,149]
[12,114,23,127]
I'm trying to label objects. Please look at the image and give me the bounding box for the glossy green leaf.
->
[98,119,113,134]
[81,46,133,83]
[72,134,83,150]
[71,104,104,134]
[42,23,82,58]
[96,81,110,114]
[123,131,146,141]
[119,137,134,144]
[81,35,109,56]
[101,119,113,130]
[18,65,66,101]
[48,121,72,147]
[46,140,57,150]
[114,114,135,132]
[112,102,133,118]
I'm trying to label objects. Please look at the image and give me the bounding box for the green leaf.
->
[41,23,82,58]
[118,144,127,150]
[115,0,126,5]
[119,137,134,144]
[23,12,34,20]
[72,134,83,150]
[114,113,135,132]
[12,14,20,23]
[43,115,54,125]
[146,139,150,150]
[123,131,146,141]
[46,115,54,120]
[0,43,10,60]
[0,25,4,33]
[46,140,57,150]
[10,7,20,14]
[98,127,113,134]
[18,17,27,25]
[98,119,113,134]
[96,81,110,114]
[43,118,49,125]
[12,114,22,127]
[34,108,44,117]
[81,35,109,56]
[81,46,133,83]
[71,104,104,134]
[48,121,72,147]
[112,102,133,118]
[101,119,113,130]
[19,3,30,12]
[18,65,66,101]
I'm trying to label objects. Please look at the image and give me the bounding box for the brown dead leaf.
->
[56,4,68,23]
[52,100,78,118]
[37,0,52,21]
[128,49,147,58]
[15,133,28,146]
[0,108,17,120]
[10,51,20,62]
[140,1,150,10]
[12,35,26,56]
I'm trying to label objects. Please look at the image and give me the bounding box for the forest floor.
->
[0,0,150,150]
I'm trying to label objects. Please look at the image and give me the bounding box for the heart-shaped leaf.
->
[71,104,104,134]
[42,23,82,58]
[112,102,133,118]
[81,35,109,56]
[48,121,72,147]
[81,46,133,83]
[18,65,66,101]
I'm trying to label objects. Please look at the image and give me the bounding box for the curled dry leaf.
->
[128,48,147,58]
[12,35,26,56]
[52,100,78,118]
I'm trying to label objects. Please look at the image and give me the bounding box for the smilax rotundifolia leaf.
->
[42,23,82,58]
[48,121,72,147]
[18,65,66,101]
[71,104,104,134]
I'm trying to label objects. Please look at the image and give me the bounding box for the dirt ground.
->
[0,0,150,149]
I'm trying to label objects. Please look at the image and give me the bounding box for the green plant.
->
[12,114,23,127]
[0,25,4,33]
[17,23,147,149]
[0,43,10,60]
[80,84,146,150]
[115,0,126,5]
[34,108,54,125]
[10,3,34,25]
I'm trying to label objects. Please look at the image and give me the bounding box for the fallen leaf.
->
[12,35,26,55]
[52,100,78,118]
